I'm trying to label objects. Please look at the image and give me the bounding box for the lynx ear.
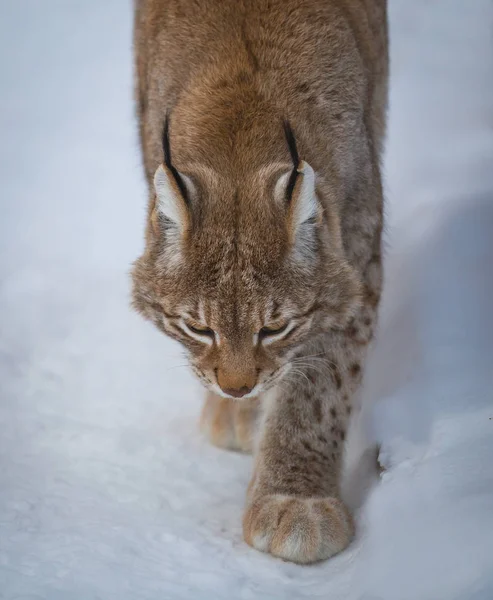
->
[151,114,194,237]
[280,161,321,246]
[280,122,321,246]
[287,161,320,236]
[153,164,192,235]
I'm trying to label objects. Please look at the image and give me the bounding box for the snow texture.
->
[1,1,492,598]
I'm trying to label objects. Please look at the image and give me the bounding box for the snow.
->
[1,1,492,598]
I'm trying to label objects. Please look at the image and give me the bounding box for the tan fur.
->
[132,0,388,563]
[200,393,258,452]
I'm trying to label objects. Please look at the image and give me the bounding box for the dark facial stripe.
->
[270,300,282,321]
[281,323,300,342]
[185,307,201,322]
[166,321,189,340]
[158,321,187,345]
[161,308,181,320]
[298,302,322,320]
[160,316,196,344]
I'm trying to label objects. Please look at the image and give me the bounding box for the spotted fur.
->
[132,0,388,564]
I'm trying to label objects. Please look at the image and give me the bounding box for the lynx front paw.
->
[243,494,354,564]
[199,393,257,453]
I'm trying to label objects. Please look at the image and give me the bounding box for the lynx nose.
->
[221,385,252,398]
[216,366,257,398]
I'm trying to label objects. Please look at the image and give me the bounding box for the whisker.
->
[290,361,328,372]
[292,352,326,360]
[292,356,336,367]
[162,363,191,373]
[288,368,311,386]
[291,356,337,372]
[290,361,333,376]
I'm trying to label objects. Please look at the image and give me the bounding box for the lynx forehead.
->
[133,0,387,564]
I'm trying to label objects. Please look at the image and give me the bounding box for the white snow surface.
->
[1,1,492,599]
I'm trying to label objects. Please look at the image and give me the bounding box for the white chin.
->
[210,384,260,401]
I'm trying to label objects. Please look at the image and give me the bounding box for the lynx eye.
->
[259,323,289,340]
[186,323,215,338]
[176,319,216,345]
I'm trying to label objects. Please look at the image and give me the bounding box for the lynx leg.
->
[200,392,258,453]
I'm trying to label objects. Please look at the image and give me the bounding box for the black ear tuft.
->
[162,113,190,207]
[283,120,300,168]
[283,120,300,202]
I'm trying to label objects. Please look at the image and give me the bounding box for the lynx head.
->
[131,117,361,399]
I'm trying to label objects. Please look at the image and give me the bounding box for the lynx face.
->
[132,122,361,400]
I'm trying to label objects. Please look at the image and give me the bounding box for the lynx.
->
[132,0,388,563]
